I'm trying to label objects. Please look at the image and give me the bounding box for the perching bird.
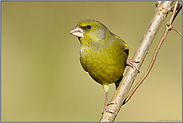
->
[69,20,138,113]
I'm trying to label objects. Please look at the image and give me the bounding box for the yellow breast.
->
[80,39,127,86]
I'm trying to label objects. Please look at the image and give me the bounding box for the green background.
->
[2,1,182,122]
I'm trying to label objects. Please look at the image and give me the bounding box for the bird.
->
[69,20,139,113]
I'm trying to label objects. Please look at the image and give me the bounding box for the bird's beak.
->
[69,25,85,38]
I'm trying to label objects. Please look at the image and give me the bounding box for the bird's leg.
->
[101,85,114,114]
[126,59,140,73]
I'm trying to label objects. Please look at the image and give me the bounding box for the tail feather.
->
[115,75,123,89]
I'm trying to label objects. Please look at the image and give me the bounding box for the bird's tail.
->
[114,75,123,89]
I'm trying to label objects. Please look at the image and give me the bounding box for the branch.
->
[123,1,181,105]
[99,1,174,122]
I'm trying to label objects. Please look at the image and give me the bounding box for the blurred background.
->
[1,1,182,122]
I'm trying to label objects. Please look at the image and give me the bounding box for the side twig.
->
[170,26,182,36]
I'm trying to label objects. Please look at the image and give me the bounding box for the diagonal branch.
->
[123,0,181,105]
[99,1,174,122]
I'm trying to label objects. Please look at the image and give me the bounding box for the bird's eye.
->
[86,25,91,30]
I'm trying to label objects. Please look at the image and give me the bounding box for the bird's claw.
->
[126,59,140,73]
[101,102,114,114]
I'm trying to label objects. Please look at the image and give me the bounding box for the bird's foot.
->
[101,102,114,114]
[126,59,140,73]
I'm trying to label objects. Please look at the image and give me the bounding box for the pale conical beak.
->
[69,25,85,38]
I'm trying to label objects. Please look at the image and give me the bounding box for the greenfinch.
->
[69,20,138,113]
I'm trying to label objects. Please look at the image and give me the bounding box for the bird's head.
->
[70,20,111,43]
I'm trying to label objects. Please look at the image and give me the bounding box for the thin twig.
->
[123,1,180,105]
[169,1,179,24]
[167,24,182,36]
[171,26,182,36]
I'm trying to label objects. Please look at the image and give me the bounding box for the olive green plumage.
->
[70,20,129,113]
